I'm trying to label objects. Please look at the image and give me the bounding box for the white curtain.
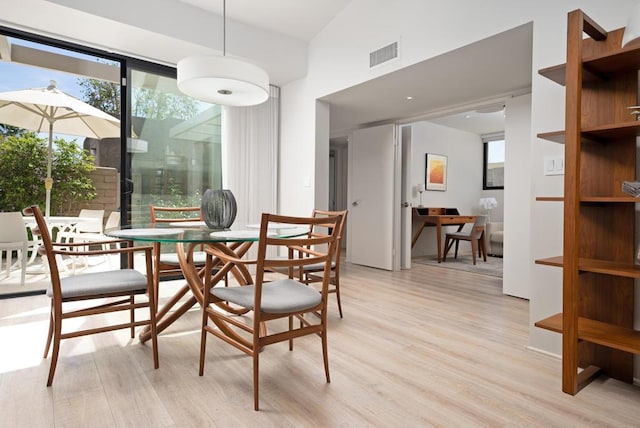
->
[222,85,279,227]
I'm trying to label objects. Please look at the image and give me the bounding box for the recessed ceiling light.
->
[405,96,413,100]
[465,114,472,119]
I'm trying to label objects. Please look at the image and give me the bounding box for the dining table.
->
[105,221,309,344]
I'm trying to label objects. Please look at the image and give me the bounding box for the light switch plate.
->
[544,156,564,175]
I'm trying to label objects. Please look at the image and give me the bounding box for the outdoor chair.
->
[0,211,39,286]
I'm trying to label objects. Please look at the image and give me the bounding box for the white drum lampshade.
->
[177,55,269,107]
[622,3,640,48]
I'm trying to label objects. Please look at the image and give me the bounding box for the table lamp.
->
[417,183,425,207]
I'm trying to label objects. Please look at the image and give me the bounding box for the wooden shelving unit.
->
[535,10,640,395]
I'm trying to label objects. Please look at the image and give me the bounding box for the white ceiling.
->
[172,2,531,136]
[4,1,530,137]
[322,22,533,136]
[176,0,352,42]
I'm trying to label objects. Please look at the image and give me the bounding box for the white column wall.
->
[503,93,532,299]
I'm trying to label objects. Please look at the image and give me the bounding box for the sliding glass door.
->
[124,64,222,224]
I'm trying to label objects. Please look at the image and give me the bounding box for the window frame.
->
[482,133,505,190]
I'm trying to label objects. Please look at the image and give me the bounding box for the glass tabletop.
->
[105,223,309,243]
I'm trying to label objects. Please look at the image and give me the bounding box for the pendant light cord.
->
[222,0,226,56]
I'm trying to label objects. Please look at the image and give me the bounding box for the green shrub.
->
[0,133,96,214]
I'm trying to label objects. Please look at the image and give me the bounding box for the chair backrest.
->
[312,209,348,256]
[105,211,121,231]
[472,215,488,238]
[0,211,28,243]
[254,213,342,297]
[150,206,202,224]
[23,206,62,291]
[76,209,105,233]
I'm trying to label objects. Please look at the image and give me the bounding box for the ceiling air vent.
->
[369,42,398,68]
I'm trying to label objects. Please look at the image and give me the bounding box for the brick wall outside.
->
[69,167,120,223]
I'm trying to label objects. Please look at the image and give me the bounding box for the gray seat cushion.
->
[160,251,207,266]
[211,278,322,314]
[48,269,148,299]
[302,261,336,272]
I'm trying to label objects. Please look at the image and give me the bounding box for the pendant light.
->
[177,0,269,106]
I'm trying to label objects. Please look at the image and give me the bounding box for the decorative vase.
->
[201,189,237,229]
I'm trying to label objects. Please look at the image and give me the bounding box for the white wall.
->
[409,122,483,257]
[280,0,639,359]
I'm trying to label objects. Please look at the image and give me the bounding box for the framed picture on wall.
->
[425,153,447,191]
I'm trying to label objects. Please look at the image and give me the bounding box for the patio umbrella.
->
[0,80,120,216]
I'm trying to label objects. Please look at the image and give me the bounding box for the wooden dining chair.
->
[199,212,342,410]
[24,205,159,386]
[442,215,488,265]
[149,206,208,300]
[300,209,348,318]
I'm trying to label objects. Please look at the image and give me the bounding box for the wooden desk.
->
[412,208,476,263]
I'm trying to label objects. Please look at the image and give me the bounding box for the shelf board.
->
[534,256,640,279]
[581,196,640,203]
[535,196,639,202]
[534,313,563,333]
[537,122,640,145]
[583,122,640,141]
[535,196,564,202]
[535,256,563,267]
[537,131,565,144]
[538,43,640,85]
[534,313,640,355]
[580,258,640,278]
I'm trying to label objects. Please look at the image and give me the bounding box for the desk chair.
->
[25,205,158,386]
[199,212,342,410]
[442,215,487,265]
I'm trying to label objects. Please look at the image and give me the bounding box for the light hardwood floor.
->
[1,261,640,427]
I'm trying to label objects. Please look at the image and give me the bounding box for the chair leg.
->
[471,239,478,265]
[153,242,161,313]
[199,256,212,376]
[130,294,135,338]
[322,324,330,383]
[454,241,459,259]
[43,302,54,358]
[288,315,294,351]
[443,237,451,261]
[148,291,159,370]
[253,350,260,411]
[46,313,62,386]
[334,278,343,319]
[20,248,27,286]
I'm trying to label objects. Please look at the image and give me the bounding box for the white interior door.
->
[348,124,395,270]
[400,125,412,269]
